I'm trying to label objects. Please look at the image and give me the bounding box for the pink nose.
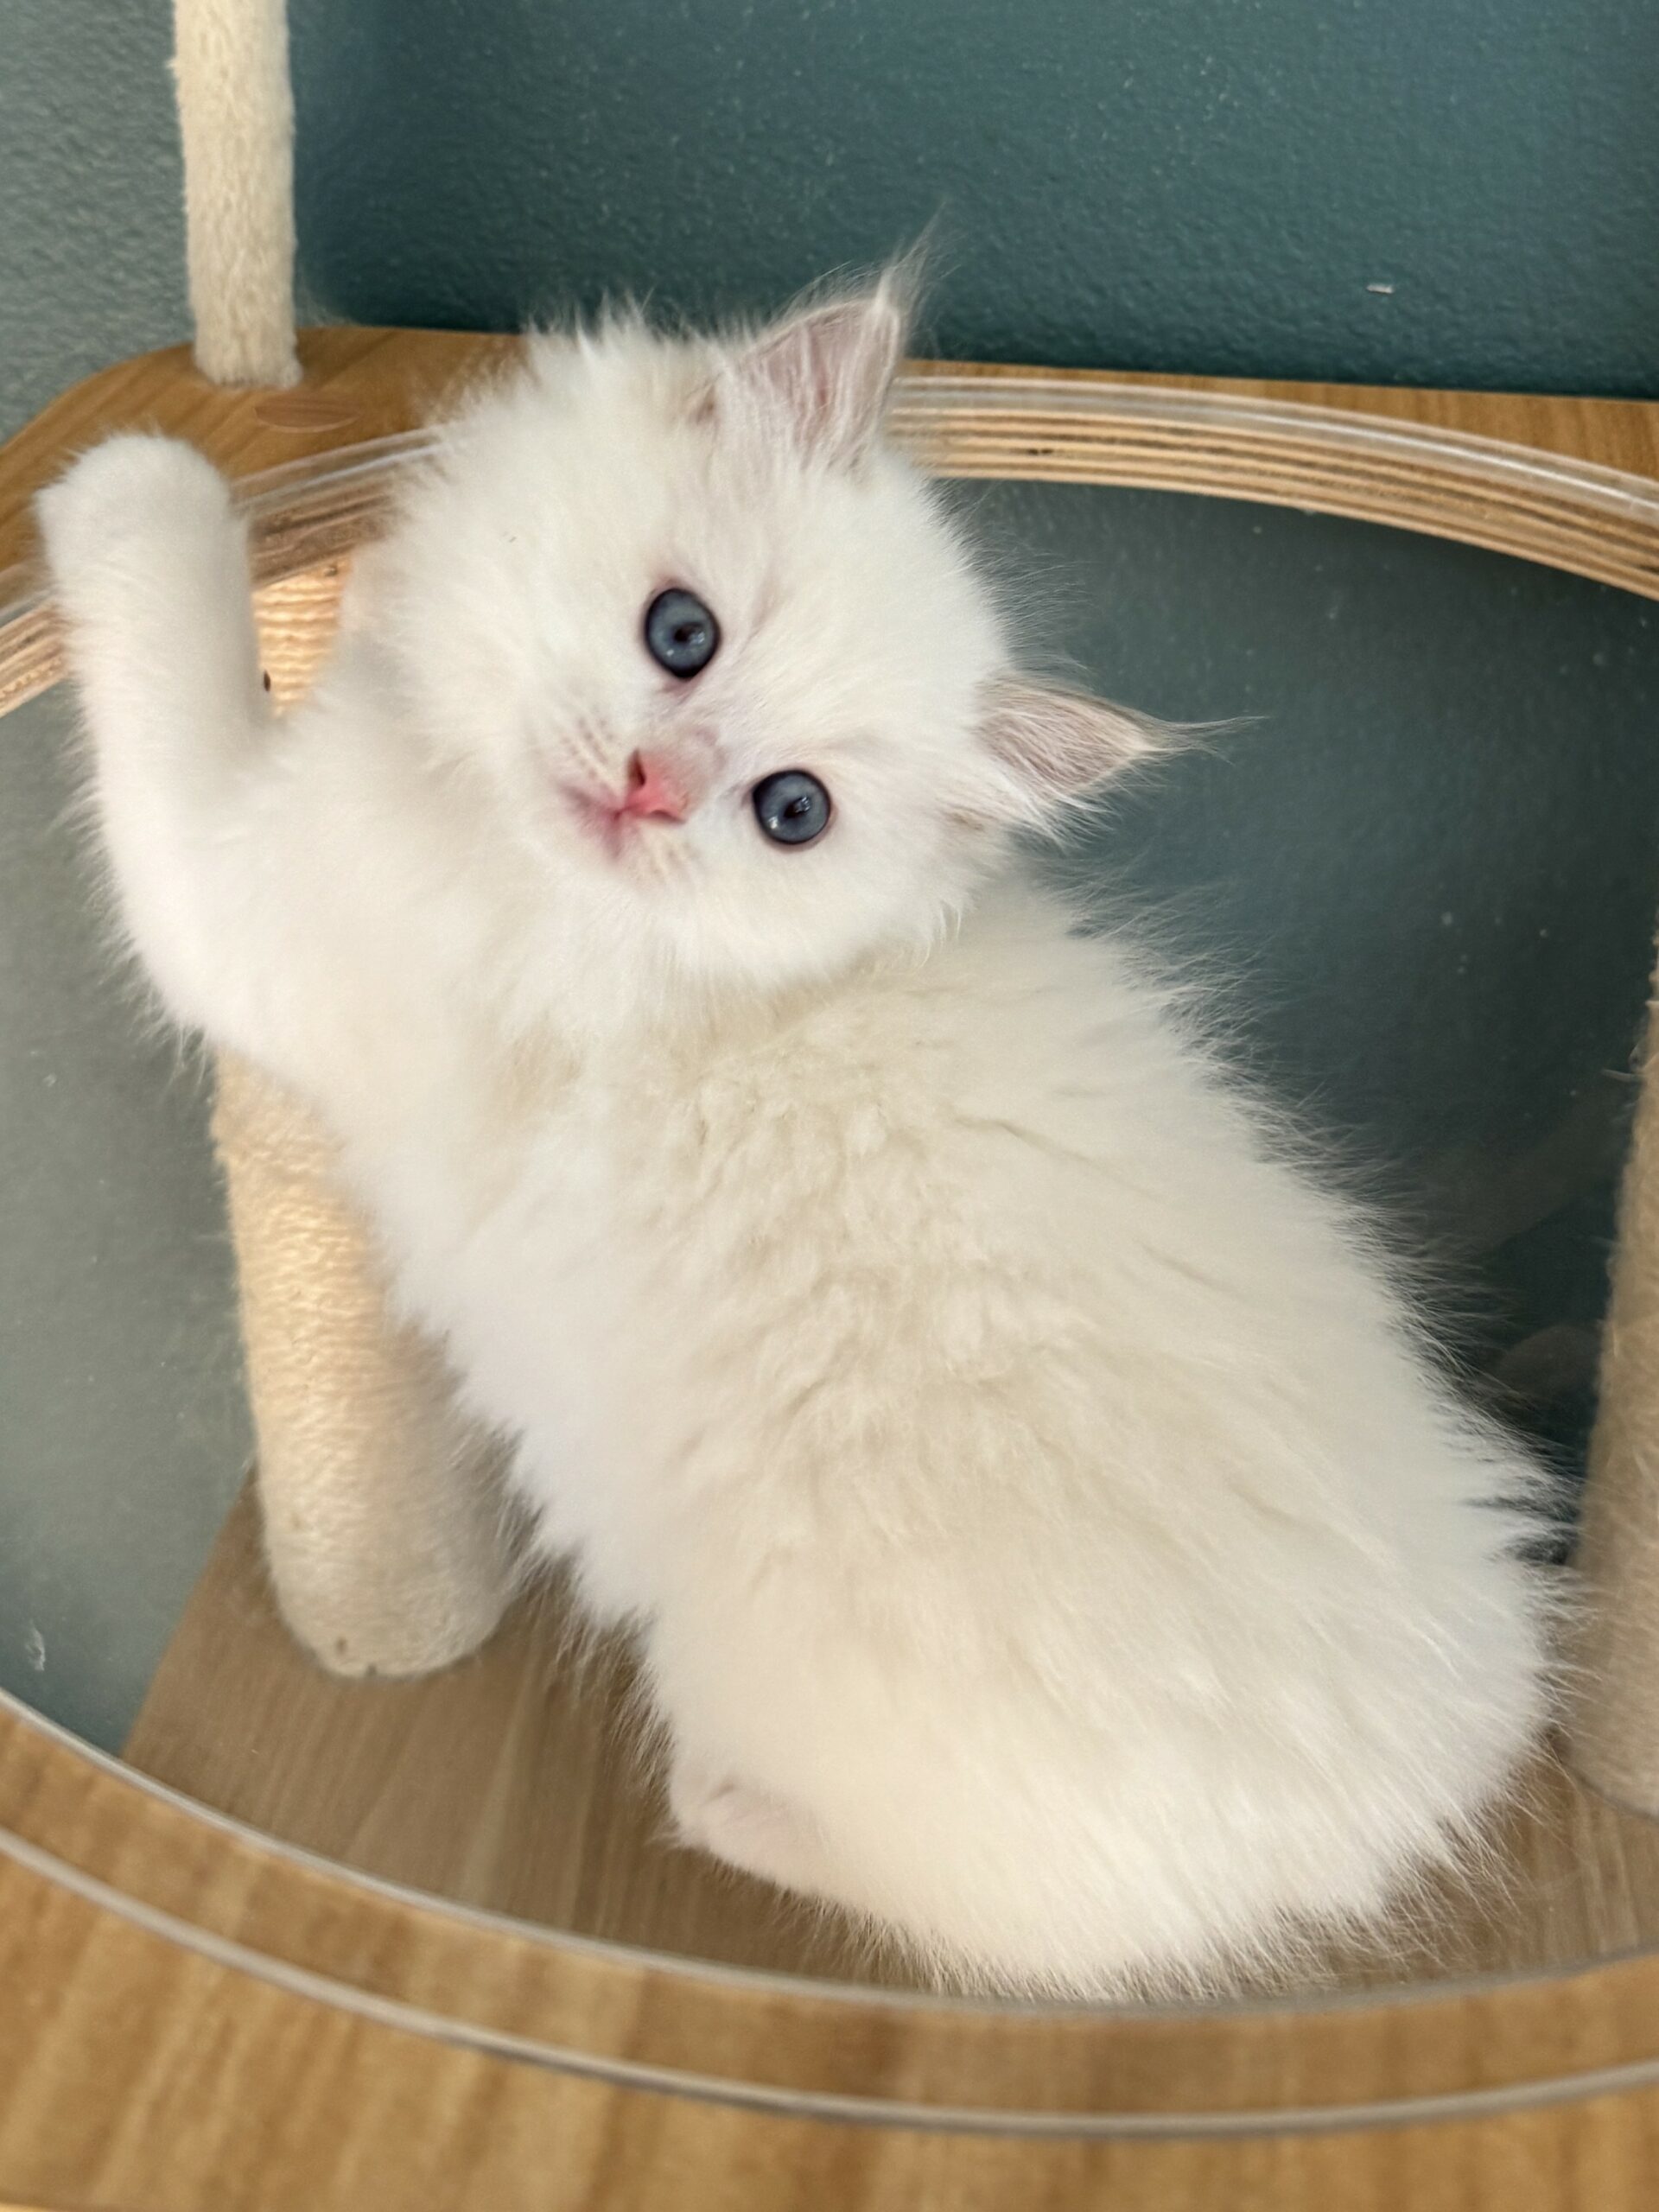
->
[620,749,690,823]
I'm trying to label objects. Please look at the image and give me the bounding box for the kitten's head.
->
[372,270,1166,1000]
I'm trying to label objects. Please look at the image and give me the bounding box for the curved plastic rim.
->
[5,372,1659,2132]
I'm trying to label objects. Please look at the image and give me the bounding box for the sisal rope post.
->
[212,1054,517,1678]
[202,569,518,1678]
[1572,944,1659,1809]
[172,0,301,388]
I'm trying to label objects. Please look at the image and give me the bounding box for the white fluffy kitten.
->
[39,274,1552,1998]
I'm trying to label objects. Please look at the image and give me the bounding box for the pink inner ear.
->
[753,305,874,436]
[981,677,1173,803]
[727,286,908,464]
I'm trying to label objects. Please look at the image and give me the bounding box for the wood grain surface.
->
[6,1808,1658,2212]
[10,330,1659,2208]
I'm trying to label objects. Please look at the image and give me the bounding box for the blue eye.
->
[752,770,832,848]
[645,588,719,677]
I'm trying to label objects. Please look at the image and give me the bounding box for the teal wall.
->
[0,3,188,448]
[289,0,1659,396]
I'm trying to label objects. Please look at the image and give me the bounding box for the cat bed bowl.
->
[9,334,1659,2208]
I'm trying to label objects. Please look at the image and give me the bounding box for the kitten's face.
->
[376,284,1159,1000]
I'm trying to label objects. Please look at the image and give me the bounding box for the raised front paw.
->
[36,435,237,598]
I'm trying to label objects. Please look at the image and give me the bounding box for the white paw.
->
[36,435,234,585]
[670,1758,830,1896]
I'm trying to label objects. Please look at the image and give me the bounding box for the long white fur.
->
[37,276,1553,1999]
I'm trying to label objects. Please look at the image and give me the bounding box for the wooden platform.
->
[15,331,1659,2209]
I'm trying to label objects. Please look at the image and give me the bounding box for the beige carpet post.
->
[1572,941,1659,1809]
[211,1056,516,1678]
[172,0,300,388]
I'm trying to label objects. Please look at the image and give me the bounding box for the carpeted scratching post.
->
[207,570,518,1678]
[211,1051,515,1678]
[173,0,301,389]
[1571,944,1659,1809]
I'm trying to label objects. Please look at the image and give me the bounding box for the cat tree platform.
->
[9,332,1659,2210]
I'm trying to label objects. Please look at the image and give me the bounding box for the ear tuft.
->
[712,264,916,467]
[978,677,1179,817]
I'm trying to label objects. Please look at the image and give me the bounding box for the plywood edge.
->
[13,334,1659,2146]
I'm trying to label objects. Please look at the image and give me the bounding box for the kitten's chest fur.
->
[335,889,1207,1616]
[350,982,906,1599]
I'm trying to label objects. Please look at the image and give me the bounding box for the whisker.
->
[567,710,615,789]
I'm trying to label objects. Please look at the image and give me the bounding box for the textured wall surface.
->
[290,0,1659,396]
[5,1,1659,451]
[0,3,189,450]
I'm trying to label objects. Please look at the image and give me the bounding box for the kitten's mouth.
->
[559,783,633,859]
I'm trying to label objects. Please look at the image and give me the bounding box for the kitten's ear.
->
[976,677,1176,820]
[713,270,912,467]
